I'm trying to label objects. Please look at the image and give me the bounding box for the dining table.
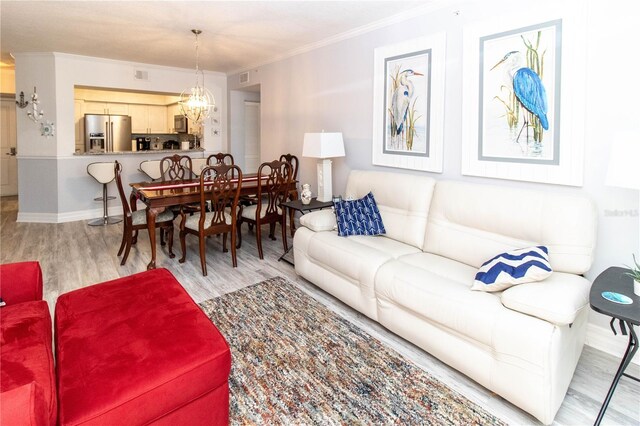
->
[130,173,271,270]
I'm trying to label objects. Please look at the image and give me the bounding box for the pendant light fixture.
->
[179,29,215,124]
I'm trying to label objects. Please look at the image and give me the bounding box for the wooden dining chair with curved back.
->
[279,153,300,237]
[114,161,175,265]
[179,164,243,276]
[206,152,235,167]
[237,160,293,260]
[160,154,193,182]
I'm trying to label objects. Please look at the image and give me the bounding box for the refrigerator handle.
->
[110,122,114,152]
[105,121,110,152]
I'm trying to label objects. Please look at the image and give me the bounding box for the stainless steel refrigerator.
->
[84,114,132,152]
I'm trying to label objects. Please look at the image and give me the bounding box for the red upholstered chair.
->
[0,261,56,426]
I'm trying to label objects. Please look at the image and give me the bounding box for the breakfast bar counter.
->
[73,148,205,156]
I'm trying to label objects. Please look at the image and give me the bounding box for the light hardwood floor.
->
[1,196,638,425]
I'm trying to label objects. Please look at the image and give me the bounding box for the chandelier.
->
[179,29,215,124]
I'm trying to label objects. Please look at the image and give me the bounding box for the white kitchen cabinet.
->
[82,101,129,115]
[130,104,167,134]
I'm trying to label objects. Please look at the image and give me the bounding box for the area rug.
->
[199,277,505,425]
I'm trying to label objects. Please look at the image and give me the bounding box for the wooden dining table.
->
[130,173,270,270]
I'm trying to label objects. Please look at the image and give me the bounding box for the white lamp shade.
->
[606,139,640,190]
[302,132,345,159]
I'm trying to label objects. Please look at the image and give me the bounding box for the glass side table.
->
[589,267,639,425]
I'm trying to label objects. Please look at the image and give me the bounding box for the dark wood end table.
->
[279,198,334,266]
[589,266,639,425]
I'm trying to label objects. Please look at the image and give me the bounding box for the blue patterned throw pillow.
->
[334,192,386,237]
[471,246,553,292]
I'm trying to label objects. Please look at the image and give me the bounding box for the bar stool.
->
[139,160,162,181]
[87,162,122,226]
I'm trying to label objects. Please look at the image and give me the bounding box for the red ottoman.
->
[55,269,231,425]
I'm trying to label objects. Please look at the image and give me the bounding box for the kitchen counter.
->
[74,148,205,156]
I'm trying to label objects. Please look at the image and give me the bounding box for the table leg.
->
[594,323,638,425]
[146,207,163,270]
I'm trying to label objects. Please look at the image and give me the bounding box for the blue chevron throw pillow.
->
[471,246,553,292]
[334,192,386,237]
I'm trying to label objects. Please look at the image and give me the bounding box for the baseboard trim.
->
[17,206,124,224]
[585,323,639,366]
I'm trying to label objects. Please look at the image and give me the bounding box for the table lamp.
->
[605,138,640,294]
[302,132,345,202]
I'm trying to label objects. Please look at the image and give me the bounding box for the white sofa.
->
[293,170,597,425]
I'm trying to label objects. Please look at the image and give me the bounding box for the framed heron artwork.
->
[461,7,586,186]
[372,33,446,172]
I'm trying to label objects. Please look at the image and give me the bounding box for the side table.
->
[279,198,334,265]
[589,266,639,425]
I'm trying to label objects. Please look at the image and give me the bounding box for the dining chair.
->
[236,160,293,260]
[279,153,300,236]
[206,152,234,166]
[139,160,162,181]
[114,161,175,265]
[179,164,243,276]
[160,154,193,182]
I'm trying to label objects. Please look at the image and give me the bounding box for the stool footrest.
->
[93,196,117,202]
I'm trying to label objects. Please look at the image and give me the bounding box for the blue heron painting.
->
[390,69,423,146]
[491,50,549,143]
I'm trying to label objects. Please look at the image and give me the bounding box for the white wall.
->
[227,0,639,358]
[14,53,228,217]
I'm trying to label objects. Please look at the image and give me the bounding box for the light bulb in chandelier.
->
[179,29,215,124]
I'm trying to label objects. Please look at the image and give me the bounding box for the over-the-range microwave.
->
[174,115,188,133]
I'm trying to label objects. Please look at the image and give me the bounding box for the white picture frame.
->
[372,33,446,172]
[461,6,586,186]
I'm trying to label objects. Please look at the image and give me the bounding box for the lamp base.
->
[316,159,333,202]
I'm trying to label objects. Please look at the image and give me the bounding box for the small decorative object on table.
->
[300,183,312,205]
[332,195,342,204]
[624,254,640,296]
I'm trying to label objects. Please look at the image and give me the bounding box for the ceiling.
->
[1,1,433,74]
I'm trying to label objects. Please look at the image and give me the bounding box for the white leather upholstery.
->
[501,272,591,325]
[87,162,116,184]
[344,170,436,249]
[424,180,597,274]
[293,171,596,424]
[191,158,207,176]
[139,160,162,180]
[299,210,336,232]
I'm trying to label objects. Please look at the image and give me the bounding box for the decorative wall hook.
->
[16,91,29,109]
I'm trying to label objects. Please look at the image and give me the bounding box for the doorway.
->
[229,85,260,171]
[0,96,18,196]
[244,101,260,172]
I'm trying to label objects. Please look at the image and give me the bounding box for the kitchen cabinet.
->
[130,104,167,134]
[83,101,129,115]
[74,100,85,152]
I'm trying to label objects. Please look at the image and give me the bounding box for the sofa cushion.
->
[344,170,436,249]
[375,252,556,365]
[334,192,385,236]
[55,268,231,425]
[0,301,56,426]
[300,209,336,232]
[0,261,43,304]
[424,180,597,274]
[501,272,591,325]
[471,246,553,292]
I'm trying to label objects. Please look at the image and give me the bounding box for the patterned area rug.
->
[199,277,505,425]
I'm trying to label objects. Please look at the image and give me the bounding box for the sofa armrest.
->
[0,261,43,305]
[501,272,590,326]
[0,382,48,426]
[300,209,336,232]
